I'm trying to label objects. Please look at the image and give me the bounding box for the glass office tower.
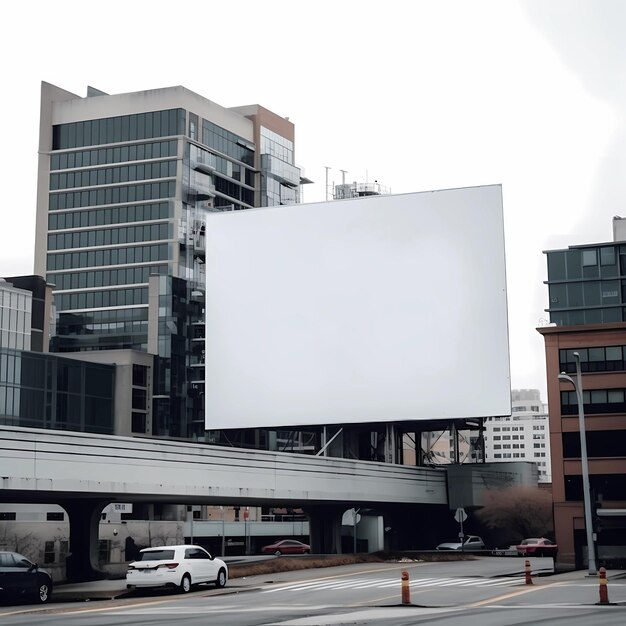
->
[35,82,307,439]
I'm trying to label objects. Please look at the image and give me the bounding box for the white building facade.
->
[483,389,551,483]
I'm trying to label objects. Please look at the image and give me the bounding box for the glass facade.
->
[48,110,180,355]
[0,284,31,351]
[0,348,114,433]
[52,110,185,150]
[259,126,300,207]
[545,244,626,325]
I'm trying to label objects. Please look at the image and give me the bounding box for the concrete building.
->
[483,389,551,483]
[539,218,626,569]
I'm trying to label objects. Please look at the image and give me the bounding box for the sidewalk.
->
[53,576,257,602]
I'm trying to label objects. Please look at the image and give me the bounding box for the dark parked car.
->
[0,551,53,604]
[261,539,311,555]
[516,538,558,557]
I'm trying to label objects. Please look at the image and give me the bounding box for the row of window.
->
[0,512,64,521]
[0,329,30,351]
[564,474,624,501]
[52,109,185,150]
[188,144,255,185]
[47,243,169,271]
[55,287,148,311]
[214,175,254,207]
[51,140,177,171]
[562,430,626,458]
[49,202,171,231]
[0,304,31,334]
[48,223,170,251]
[0,387,114,434]
[57,305,149,327]
[561,388,626,415]
[493,444,525,449]
[560,345,626,373]
[51,264,168,291]
[548,280,623,312]
[0,348,115,433]
[546,246,622,282]
[550,307,626,326]
[50,181,176,211]
[60,319,148,336]
[201,119,254,166]
[50,160,177,190]
[0,290,31,312]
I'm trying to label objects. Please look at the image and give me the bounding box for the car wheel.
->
[303,549,310,554]
[179,573,192,594]
[35,581,52,603]
[274,550,282,556]
[215,567,227,588]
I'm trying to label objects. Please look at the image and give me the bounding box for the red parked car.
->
[516,538,558,557]
[261,540,310,555]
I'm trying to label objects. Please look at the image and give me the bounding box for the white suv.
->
[126,545,228,593]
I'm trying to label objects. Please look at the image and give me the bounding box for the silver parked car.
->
[126,545,228,594]
[436,535,486,551]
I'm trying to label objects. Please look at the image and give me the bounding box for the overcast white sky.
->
[1,0,624,402]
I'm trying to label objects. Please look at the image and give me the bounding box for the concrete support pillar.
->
[60,499,110,582]
[305,505,346,554]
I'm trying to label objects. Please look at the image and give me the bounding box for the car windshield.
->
[521,539,539,545]
[136,549,175,561]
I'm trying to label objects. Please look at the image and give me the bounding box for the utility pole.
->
[324,166,331,201]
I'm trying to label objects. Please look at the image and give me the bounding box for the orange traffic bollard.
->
[524,559,533,585]
[401,570,411,605]
[598,567,609,605]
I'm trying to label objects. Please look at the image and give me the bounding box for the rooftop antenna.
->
[324,166,331,201]
[340,169,348,185]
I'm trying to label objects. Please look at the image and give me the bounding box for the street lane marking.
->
[468,581,564,607]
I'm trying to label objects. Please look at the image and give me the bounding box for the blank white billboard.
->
[204,185,510,429]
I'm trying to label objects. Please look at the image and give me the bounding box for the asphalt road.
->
[1,557,625,625]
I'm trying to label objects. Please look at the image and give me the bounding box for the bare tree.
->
[476,486,553,541]
[0,523,38,559]
[145,522,184,548]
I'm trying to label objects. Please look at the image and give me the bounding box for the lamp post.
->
[558,351,597,575]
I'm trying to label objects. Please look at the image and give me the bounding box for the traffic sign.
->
[454,507,467,523]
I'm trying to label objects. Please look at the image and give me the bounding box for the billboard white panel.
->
[204,185,510,429]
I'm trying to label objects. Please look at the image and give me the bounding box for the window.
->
[600,247,616,266]
[44,541,55,564]
[47,512,64,521]
[98,539,111,564]
[132,412,146,433]
[0,512,16,520]
[582,249,597,266]
[132,364,148,387]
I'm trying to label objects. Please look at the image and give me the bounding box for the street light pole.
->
[558,351,597,576]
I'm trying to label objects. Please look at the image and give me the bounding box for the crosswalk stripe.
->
[263,576,519,593]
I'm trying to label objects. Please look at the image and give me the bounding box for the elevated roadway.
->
[0,426,447,580]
